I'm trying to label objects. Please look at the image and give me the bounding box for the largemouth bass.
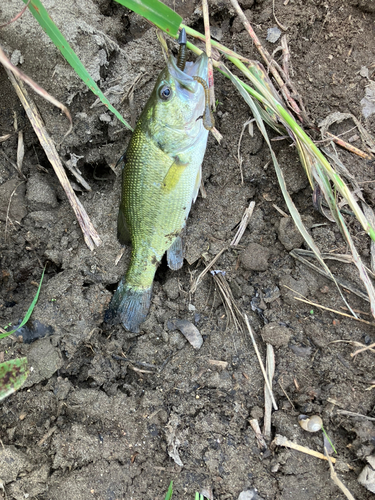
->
[105,32,212,333]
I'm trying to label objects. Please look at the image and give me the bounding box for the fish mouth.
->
[168,52,209,91]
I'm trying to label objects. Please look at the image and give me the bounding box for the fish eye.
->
[159,85,172,101]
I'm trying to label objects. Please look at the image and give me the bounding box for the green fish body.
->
[105,52,210,332]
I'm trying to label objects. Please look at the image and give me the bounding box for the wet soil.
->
[1,0,375,499]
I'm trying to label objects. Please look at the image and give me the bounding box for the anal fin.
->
[167,236,184,270]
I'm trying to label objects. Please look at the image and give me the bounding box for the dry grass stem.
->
[272,204,289,218]
[0,134,12,143]
[0,45,72,138]
[281,35,291,78]
[64,161,92,192]
[244,314,278,410]
[351,341,375,358]
[263,344,275,440]
[336,410,375,422]
[6,70,101,250]
[278,379,295,409]
[324,447,356,500]
[190,247,227,293]
[0,0,30,29]
[230,200,255,246]
[5,181,25,240]
[228,0,302,118]
[290,249,370,302]
[292,295,375,327]
[1,149,26,180]
[272,0,288,31]
[249,419,267,450]
[236,118,254,184]
[115,247,125,266]
[362,204,375,273]
[17,129,24,176]
[319,111,375,155]
[211,127,223,143]
[325,131,373,160]
[209,265,243,331]
[202,0,215,109]
[273,435,336,463]
[329,340,375,355]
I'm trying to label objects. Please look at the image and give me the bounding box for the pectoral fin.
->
[162,156,188,193]
[117,209,131,246]
[167,236,184,270]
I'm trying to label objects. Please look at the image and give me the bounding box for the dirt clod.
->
[240,243,270,271]
[277,217,305,251]
[261,322,292,348]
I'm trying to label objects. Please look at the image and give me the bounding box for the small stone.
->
[10,49,24,66]
[240,243,270,271]
[266,27,281,43]
[277,217,304,251]
[261,322,292,348]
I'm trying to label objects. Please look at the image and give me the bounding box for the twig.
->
[273,434,336,463]
[324,447,356,500]
[6,70,101,250]
[37,426,57,447]
[249,419,267,450]
[244,314,278,410]
[351,341,375,358]
[263,344,275,440]
[230,200,255,246]
[325,131,373,160]
[202,0,215,109]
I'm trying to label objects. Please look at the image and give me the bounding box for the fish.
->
[105,30,213,333]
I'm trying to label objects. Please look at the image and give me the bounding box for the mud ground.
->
[1,0,375,498]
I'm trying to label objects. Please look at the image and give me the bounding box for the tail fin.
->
[104,280,152,333]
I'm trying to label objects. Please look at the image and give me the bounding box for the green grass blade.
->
[0,267,45,339]
[114,0,182,37]
[21,0,132,131]
[164,481,173,500]
[0,358,28,401]
[222,64,360,314]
